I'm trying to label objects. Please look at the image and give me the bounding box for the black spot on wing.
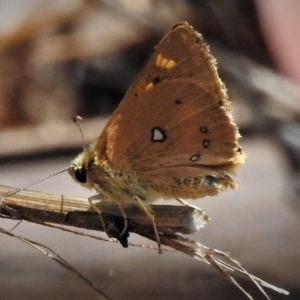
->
[190,154,201,162]
[200,126,208,133]
[152,76,161,85]
[203,139,210,148]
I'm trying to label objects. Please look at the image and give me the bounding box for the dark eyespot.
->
[174,99,182,105]
[203,139,210,148]
[190,154,200,162]
[74,168,87,183]
[200,126,208,133]
[153,76,161,84]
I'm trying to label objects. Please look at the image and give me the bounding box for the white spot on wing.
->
[151,127,166,142]
[190,154,200,162]
[153,128,163,140]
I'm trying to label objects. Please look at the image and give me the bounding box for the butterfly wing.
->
[96,22,244,179]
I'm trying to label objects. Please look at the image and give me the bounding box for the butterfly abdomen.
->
[143,174,236,200]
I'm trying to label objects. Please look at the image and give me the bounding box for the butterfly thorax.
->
[69,143,156,206]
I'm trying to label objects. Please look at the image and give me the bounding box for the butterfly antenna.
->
[73,115,86,151]
[1,116,86,215]
[0,167,69,214]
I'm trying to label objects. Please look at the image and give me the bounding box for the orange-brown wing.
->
[96,22,244,177]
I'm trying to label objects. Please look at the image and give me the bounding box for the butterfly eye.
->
[74,168,87,183]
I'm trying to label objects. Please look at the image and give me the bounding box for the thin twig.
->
[0,226,112,300]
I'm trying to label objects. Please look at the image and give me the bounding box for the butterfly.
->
[68,22,245,252]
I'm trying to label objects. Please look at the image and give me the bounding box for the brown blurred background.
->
[1,0,300,299]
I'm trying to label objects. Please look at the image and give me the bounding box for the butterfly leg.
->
[134,195,162,254]
[176,198,201,211]
[88,194,107,233]
[117,203,128,238]
[89,195,129,247]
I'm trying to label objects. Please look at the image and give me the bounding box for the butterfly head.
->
[68,143,96,189]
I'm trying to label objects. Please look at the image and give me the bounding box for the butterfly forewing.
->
[96,22,244,178]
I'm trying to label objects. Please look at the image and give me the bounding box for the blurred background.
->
[1,0,300,299]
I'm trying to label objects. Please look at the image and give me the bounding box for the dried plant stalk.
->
[0,185,207,234]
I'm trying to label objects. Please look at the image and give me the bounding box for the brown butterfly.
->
[68,22,245,252]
